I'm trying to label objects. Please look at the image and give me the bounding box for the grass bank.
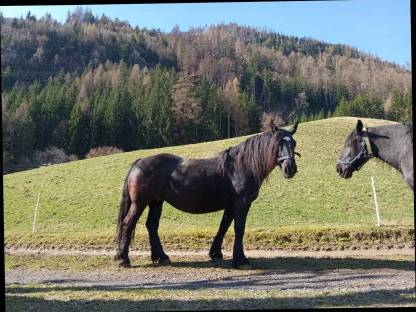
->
[4,225,415,252]
[4,117,414,250]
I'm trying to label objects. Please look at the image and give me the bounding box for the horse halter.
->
[336,127,373,172]
[276,136,300,165]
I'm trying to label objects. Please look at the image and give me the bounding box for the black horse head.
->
[270,120,299,179]
[336,120,372,179]
[218,120,300,183]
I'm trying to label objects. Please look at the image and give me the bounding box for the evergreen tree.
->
[68,98,91,156]
[334,95,384,119]
[239,90,260,134]
[387,91,412,123]
[195,78,222,141]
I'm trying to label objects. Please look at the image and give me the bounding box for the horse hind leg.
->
[116,199,147,267]
[146,200,170,265]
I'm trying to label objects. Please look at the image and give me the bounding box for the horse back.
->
[129,153,232,209]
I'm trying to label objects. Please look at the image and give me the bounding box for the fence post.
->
[371,176,381,227]
[32,192,40,234]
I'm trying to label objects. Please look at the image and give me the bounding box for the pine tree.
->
[68,99,91,156]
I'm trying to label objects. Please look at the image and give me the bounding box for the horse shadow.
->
[136,254,415,272]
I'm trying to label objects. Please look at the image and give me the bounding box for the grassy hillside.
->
[3,117,414,250]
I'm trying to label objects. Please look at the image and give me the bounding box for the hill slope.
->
[3,117,414,250]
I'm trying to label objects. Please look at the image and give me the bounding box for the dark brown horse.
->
[115,121,300,269]
[336,119,413,190]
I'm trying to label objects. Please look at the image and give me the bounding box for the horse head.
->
[271,120,300,179]
[336,119,372,179]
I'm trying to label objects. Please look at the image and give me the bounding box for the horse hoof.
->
[233,262,252,270]
[210,257,223,263]
[159,258,171,266]
[152,257,171,266]
[209,252,223,261]
[236,263,252,270]
[118,260,131,268]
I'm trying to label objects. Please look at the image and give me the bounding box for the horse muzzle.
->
[336,163,352,179]
[282,161,297,179]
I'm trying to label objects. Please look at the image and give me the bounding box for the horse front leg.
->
[209,208,233,261]
[401,163,414,191]
[146,200,171,265]
[115,200,146,267]
[232,197,251,269]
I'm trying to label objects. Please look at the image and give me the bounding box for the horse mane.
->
[345,130,356,147]
[217,147,231,177]
[217,130,283,182]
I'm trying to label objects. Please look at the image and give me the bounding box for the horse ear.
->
[356,119,363,135]
[270,120,278,133]
[289,122,298,135]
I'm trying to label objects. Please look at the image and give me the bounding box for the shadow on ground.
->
[6,287,415,310]
[160,255,416,271]
[6,256,415,310]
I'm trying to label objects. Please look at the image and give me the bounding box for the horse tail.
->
[116,159,140,244]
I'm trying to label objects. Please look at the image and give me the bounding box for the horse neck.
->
[229,133,278,184]
[368,125,409,171]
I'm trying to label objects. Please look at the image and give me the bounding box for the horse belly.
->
[161,161,233,213]
[163,181,231,214]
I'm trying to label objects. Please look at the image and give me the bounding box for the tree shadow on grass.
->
[6,287,416,311]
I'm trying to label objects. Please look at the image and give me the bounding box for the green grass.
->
[4,226,415,251]
[4,117,414,249]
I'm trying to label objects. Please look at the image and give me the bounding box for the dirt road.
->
[5,248,416,309]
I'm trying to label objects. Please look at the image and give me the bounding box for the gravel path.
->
[5,266,414,293]
[5,248,415,294]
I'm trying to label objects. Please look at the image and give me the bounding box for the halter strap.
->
[362,127,373,157]
[277,155,291,162]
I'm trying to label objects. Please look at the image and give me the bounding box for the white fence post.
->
[371,176,381,227]
[32,192,40,234]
